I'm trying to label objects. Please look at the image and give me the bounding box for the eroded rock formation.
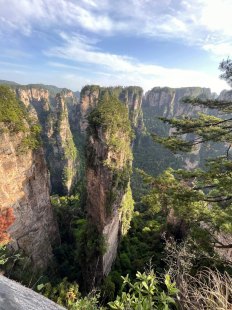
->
[79,85,144,134]
[15,86,79,195]
[133,87,216,179]
[0,124,58,269]
[143,86,213,117]
[83,93,134,288]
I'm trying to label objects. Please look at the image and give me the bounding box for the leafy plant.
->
[108,271,178,310]
[37,277,80,307]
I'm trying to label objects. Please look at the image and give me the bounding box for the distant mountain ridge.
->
[0,79,80,98]
[0,79,19,85]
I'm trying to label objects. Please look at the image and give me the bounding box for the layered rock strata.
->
[83,94,133,288]
[15,86,79,195]
[0,125,58,269]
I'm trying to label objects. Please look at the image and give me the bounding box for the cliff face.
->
[79,86,100,133]
[143,87,212,117]
[218,89,232,101]
[44,92,79,195]
[134,87,215,177]
[15,86,79,195]
[84,94,133,287]
[0,125,58,269]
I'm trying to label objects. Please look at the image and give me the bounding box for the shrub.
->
[0,85,26,132]
[177,268,232,310]
[0,208,15,246]
[108,271,178,309]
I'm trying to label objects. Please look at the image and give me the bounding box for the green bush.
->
[88,93,133,168]
[37,277,80,307]
[0,85,26,131]
[108,271,178,310]
[120,183,134,235]
[0,85,42,152]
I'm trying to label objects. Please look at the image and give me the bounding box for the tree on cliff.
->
[0,85,26,132]
[0,208,15,246]
[143,59,232,252]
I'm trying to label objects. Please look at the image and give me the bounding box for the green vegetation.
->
[0,85,41,151]
[36,270,178,310]
[3,72,232,309]
[50,194,85,282]
[81,85,100,95]
[61,137,78,189]
[108,271,178,310]
[63,137,78,164]
[120,184,134,235]
[132,105,184,201]
[37,277,104,309]
[0,85,27,132]
[37,277,80,307]
[107,63,232,307]
[149,60,232,252]
[88,93,133,169]
[19,124,42,151]
[88,93,133,219]
[109,203,165,289]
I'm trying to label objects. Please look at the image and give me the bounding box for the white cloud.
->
[45,32,228,93]
[203,42,232,59]
[1,0,232,56]
[45,33,135,72]
[1,0,232,92]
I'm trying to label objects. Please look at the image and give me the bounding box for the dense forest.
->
[0,60,232,309]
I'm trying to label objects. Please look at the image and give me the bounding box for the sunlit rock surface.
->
[0,275,65,310]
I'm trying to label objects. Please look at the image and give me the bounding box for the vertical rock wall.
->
[133,87,215,177]
[15,86,79,195]
[0,125,59,269]
[83,93,134,288]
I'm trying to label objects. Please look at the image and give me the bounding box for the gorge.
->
[0,80,232,308]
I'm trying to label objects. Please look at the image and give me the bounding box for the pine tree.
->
[145,59,232,250]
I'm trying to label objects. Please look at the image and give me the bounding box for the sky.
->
[0,0,232,93]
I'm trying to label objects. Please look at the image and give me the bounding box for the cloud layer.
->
[46,32,226,92]
[0,0,231,91]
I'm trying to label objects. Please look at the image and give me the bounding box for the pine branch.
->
[203,196,232,202]
[193,184,216,190]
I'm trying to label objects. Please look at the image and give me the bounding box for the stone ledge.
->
[0,275,65,310]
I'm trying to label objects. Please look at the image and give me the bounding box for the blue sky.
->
[0,0,232,93]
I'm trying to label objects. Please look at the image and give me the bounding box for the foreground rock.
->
[0,275,65,310]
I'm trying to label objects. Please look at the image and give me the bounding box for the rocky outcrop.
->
[143,87,213,117]
[83,95,134,288]
[133,87,215,180]
[218,89,232,101]
[0,124,59,269]
[78,85,143,287]
[0,275,65,310]
[79,85,144,134]
[15,86,79,195]
[16,87,50,108]
[43,92,79,195]
[79,85,100,133]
